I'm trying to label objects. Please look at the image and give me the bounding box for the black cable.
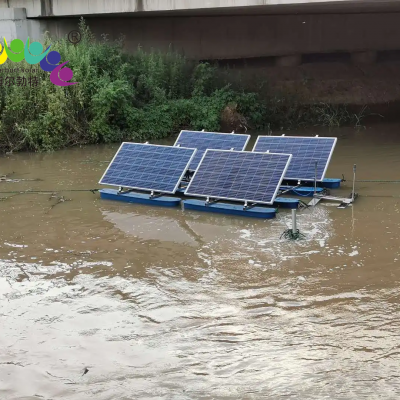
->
[0,189,100,195]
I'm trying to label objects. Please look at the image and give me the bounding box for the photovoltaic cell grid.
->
[184,150,292,205]
[99,142,196,194]
[174,131,250,170]
[252,136,337,181]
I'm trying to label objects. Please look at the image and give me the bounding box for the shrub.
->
[0,18,360,153]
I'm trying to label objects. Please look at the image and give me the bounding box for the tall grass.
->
[0,19,362,153]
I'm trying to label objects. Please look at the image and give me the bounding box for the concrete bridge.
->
[1,0,400,65]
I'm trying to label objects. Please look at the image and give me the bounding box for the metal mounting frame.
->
[149,191,165,200]
[243,201,258,211]
[205,197,219,206]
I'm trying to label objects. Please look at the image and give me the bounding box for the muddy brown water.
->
[1,124,400,399]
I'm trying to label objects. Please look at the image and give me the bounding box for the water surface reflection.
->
[1,125,400,399]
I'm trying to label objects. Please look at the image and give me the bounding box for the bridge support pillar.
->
[351,51,377,65]
[276,54,301,67]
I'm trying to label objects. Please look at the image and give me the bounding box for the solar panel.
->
[184,150,292,205]
[174,130,250,170]
[99,142,196,194]
[252,135,337,181]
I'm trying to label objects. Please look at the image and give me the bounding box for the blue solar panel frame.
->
[252,135,337,182]
[99,142,197,194]
[174,130,251,170]
[184,149,293,205]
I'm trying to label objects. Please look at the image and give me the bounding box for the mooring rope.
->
[291,189,315,197]
[342,174,400,183]
[355,180,400,183]
[80,160,110,164]
[361,194,400,198]
[0,189,99,195]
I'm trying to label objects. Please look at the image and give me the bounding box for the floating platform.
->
[279,186,324,197]
[182,199,277,219]
[179,186,323,198]
[321,178,342,189]
[273,197,299,209]
[283,178,342,189]
[178,188,298,208]
[99,189,181,207]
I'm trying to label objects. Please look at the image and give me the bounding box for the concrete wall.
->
[2,0,400,18]
[44,12,400,60]
[0,8,25,39]
[0,7,42,40]
[2,2,400,63]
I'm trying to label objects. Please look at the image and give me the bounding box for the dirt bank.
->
[222,60,400,112]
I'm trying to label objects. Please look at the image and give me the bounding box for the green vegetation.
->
[0,19,363,153]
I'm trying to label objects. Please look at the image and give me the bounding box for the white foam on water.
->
[239,229,251,239]
[4,242,28,248]
[194,206,336,268]
[0,277,13,296]
[197,251,212,267]
[322,203,340,207]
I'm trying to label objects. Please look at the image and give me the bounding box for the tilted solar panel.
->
[174,130,250,170]
[184,150,292,205]
[99,142,196,194]
[252,135,337,181]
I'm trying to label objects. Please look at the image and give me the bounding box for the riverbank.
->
[1,19,399,154]
[220,59,400,125]
[220,57,400,104]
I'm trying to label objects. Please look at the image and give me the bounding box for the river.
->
[1,123,399,399]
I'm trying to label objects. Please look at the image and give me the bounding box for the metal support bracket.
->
[313,164,358,209]
[243,201,258,211]
[298,200,309,209]
[205,197,219,206]
[118,187,135,195]
[351,164,357,202]
[183,170,194,182]
[313,161,318,199]
[279,184,301,195]
[149,191,164,199]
